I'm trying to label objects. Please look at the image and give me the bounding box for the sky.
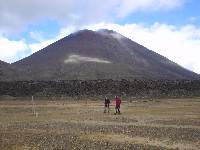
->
[0,0,200,74]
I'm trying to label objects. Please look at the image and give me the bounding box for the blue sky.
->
[0,0,200,73]
[120,0,200,26]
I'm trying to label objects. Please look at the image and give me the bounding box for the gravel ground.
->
[0,98,199,150]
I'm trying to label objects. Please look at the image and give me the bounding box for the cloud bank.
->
[0,37,28,63]
[0,0,185,33]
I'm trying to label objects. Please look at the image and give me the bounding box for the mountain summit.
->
[12,29,199,80]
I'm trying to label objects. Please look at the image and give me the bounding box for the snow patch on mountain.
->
[65,54,111,64]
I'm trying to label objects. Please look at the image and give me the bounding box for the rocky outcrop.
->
[0,80,200,99]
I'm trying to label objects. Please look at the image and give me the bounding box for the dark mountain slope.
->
[0,60,22,81]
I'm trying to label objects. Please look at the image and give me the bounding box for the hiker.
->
[104,96,110,113]
[114,96,121,115]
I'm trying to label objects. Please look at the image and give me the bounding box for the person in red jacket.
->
[114,96,121,115]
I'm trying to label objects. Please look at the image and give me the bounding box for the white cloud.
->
[0,37,28,63]
[116,0,185,18]
[0,0,185,33]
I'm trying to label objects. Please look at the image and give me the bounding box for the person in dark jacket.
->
[114,96,121,115]
[104,96,110,113]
